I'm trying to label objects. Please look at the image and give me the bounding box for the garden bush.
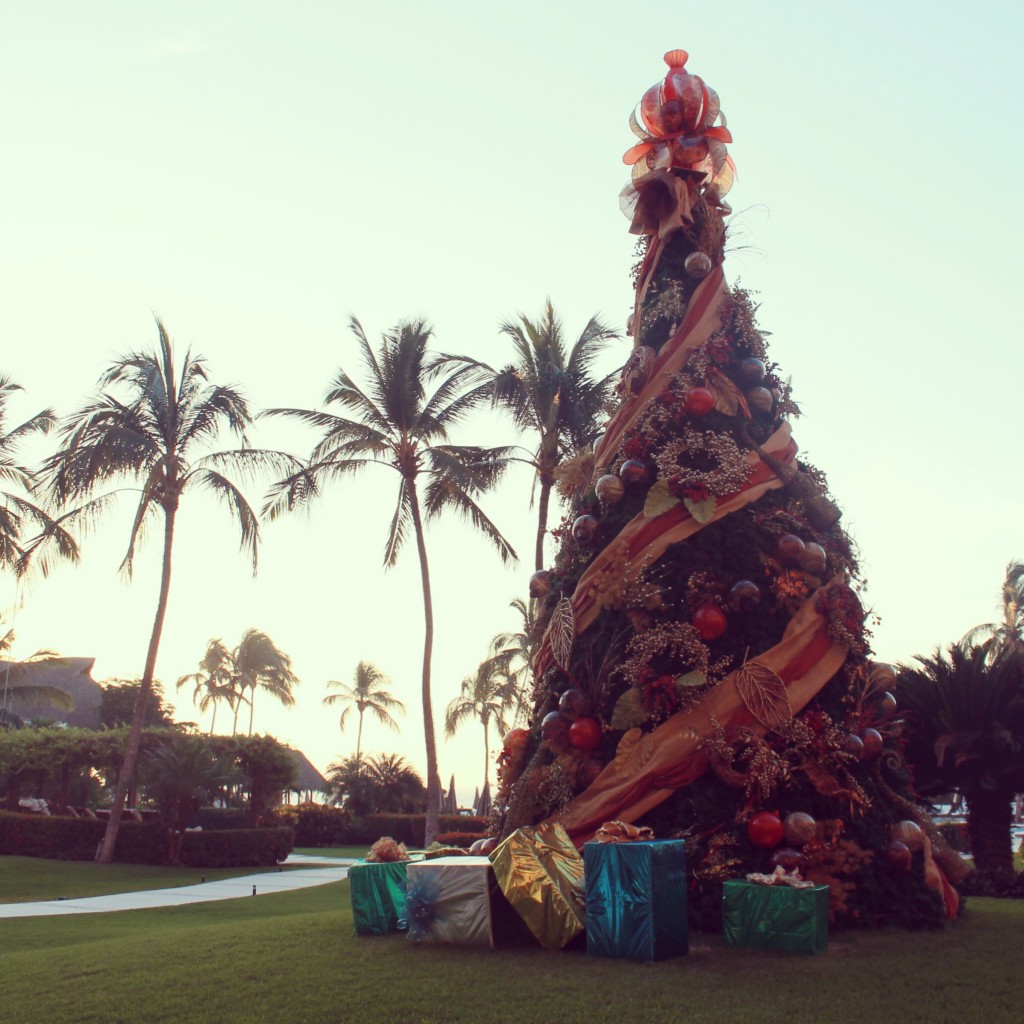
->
[190,807,251,831]
[0,810,165,863]
[435,831,484,848]
[344,813,487,846]
[272,803,351,847]
[179,826,294,867]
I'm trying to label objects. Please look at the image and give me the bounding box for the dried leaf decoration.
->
[612,727,653,777]
[549,598,576,671]
[611,687,649,730]
[735,660,793,731]
[643,479,680,518]
[676,669,708,689]
[683,495,717,524]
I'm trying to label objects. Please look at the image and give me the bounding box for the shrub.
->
[344,813,486,846]
[0,811,165,863]
[190,807,250,831]
[272,803,351,847]
[180,826,294,868]
[435,831,483,848]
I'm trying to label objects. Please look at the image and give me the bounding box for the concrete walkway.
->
[0,854,355,919]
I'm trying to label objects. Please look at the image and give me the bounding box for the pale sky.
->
[1,2,1021,803]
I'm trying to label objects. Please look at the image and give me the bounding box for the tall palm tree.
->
[232,628,298,736]
[898,643,1024,877]
[322,660,404,768]
[0,629,73,728]
[489,596,541,723]
[444,654,516,790]
[175,638,234,735]
[265,317,517,844]
[43,319,288,863]
[963,561,1024,656]
[444,303,620,570]
[326,752,425,815]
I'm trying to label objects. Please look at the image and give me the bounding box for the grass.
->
[0,856,319,904]
[0,877,1019,1024]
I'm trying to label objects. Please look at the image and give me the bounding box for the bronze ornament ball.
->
[684,251,713,279]
[886,840,912,871]
[558,687,591,721]
[843,732,865,758]
[572,514,598,545]
[736,356,766,387]
[770,847,804,871]
[619,459,648,487]
[878,691,898,716]
[541,711,570,748]
[777,534,806,565]
[859,727,884,759]
[729,578,761,611]
[595,474,625,504]
[869,663,898,691]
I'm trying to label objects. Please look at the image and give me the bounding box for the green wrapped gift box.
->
[722,880,829,954]
[349,860,409,936]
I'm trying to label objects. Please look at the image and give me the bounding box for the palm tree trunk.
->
[966,785,1016,877]
[535,475,553,572]
[248,686,255,736]
[96,508,176,864]
[408,485,441,846]
[356,712,364,771]
[482,717,490,790]
[209,699,217,736]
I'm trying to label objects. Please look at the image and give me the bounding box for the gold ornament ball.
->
[529,570,552,598]
[595,474,625,504]
[783,811,817,846]
[747,386,774,414]
[870,662,898,690]
[800,542,828,575]
[684,251,713,279]
[891,820,925,853]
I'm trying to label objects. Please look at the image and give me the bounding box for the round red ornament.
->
[748,811,784,849]
[619,460,648,487]
[683,386,715,416]
[568,717,602,751]
[692,605,727,640]
[859,727,883,760]
[503,727,528,751]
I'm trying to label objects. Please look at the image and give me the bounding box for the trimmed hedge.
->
[272,803,351,847]
[345,814,488,846]
[191,807,251,831]
[435,831,485,848]
[0,811,294,867]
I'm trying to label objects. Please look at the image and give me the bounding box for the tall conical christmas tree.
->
[495,50,965,929]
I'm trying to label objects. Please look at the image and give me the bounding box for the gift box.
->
[348,859,409,936]
[722,879,829,954]
[404,856,498,946]
[584,838,688,961]
[490,822,586,950]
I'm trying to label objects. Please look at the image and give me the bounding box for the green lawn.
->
[0,856,316,904]
[0,879,1018,1024]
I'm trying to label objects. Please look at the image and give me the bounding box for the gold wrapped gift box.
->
[490,822,586,950]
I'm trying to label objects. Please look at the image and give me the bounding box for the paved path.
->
[0,854,355,919]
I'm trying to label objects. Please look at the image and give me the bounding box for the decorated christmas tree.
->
[495,50,966,930]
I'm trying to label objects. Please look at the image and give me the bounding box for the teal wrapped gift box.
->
[584,839,688,961]
[722,879,829,954]
[348,860,409,936]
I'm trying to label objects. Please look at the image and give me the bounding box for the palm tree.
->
[325,752,425,815]
[0,629,73,728]
[444,303,620,570]
[963,561,1024,656]
[175,638,234,734]
[489,596,541,723]
[43,319,288,863]
[232,628,298,736]
[265,317,517,845]
[322,660,404,768]
[444,655,516,790]
[898,643,1024,877]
